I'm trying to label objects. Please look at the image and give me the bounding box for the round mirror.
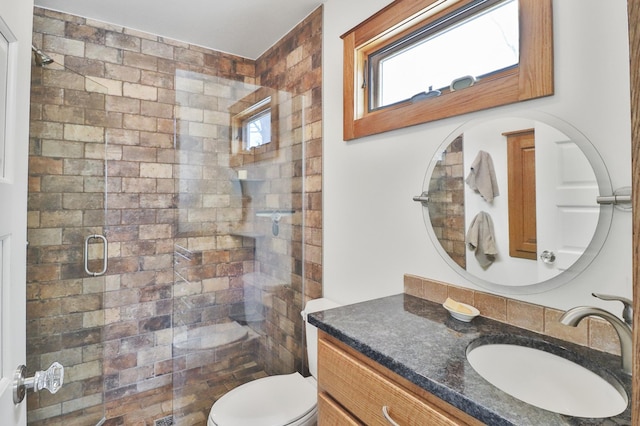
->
[421,113,613,294]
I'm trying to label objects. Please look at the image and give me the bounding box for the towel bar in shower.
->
[84,234,108,276]
[256,210,295,236]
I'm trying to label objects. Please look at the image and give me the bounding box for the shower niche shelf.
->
[228,272,288,326]
[230,230,265,239]
[233,178,264,183]
[242,271,288,290]
[229,308,266,326]
[232,176,265,198]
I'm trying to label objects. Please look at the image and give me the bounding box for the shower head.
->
[29,46,109,91]
[31,45,54,66]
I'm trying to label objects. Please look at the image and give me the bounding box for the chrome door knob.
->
[13,362,64,404]
[540,250,556,264]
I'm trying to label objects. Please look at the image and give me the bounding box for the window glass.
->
[243,109,271,149]
[371,0,519,109]
[231,95,273,152]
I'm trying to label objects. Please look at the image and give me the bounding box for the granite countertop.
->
[309,294,632,426]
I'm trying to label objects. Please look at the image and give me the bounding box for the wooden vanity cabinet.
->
[317,331,483,426]
[318,392,363,425]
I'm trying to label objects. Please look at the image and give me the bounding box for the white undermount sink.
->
[466,342,628,418]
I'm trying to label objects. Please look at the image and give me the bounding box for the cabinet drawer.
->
[318,337,464,426]
[318,392,363,425]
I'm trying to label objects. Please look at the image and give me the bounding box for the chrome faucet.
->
[559,293,633,375]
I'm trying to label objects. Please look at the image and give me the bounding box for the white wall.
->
[322,0,632,311]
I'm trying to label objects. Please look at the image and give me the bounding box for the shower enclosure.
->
[27,14,311,423]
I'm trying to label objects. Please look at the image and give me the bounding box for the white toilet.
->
[207,298,340,426]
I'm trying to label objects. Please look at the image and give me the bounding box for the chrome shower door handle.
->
[84,234,108,276]
[13,362,64,404]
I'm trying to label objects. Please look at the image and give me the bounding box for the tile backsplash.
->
[404,274,620,356]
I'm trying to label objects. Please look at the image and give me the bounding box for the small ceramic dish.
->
[442,301,480,322]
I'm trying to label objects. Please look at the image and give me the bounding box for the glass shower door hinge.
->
[13,362,64,404]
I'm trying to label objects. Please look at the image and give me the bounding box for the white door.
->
[535,122,599,282]
[0,1,33,425]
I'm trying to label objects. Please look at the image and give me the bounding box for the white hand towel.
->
[466,150,499,202]
[466,211,498,268]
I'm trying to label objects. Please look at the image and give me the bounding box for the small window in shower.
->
[243,103,271,149]
[232,95,277,152]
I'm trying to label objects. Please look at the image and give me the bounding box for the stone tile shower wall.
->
[426,135,466,268]
[28,6,322,426]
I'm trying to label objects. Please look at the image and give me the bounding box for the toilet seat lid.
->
[210,372,316,426]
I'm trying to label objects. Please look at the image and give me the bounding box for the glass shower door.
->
[171,70,307,424]
[26,63,107,425]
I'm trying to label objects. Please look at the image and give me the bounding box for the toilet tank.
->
[301,298,340,378]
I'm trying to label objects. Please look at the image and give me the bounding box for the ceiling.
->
[33,0,325,59]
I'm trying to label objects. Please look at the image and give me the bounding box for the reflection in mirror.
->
[423,115,613,294]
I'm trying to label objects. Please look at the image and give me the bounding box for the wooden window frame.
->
[341,0,554,141]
